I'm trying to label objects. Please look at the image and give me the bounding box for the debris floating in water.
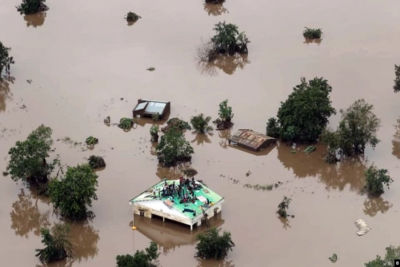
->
[131,226,137,230]
[147,67,155,71]
[329,253,338,263]
[354,219,371,236]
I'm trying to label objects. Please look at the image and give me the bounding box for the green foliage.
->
[364,245,400,267]
[125,12,141,22]
[329,253,338,263]
[48,164,98,221]
[85,136,98,148]
[152,112,160,121]
[274,77,336,143]
[7,125,58,187]
[0,42,14,75]
[322,99,381,158]
[118,117,134,131]
[116,241,159,267]
[266,117,280,138]
[394,65,400,93]
[191,113,213,134]
[35,223,73,263]
[211,21,250,55]
[16,0,48,15]
[303,27,322,39]
[218,99,234,122]
[156,129,194,167]
[150,125,159,142]
[162,117,192,133]
[87,155,106,169]
[304,145,316,154]
[364,166,393,196]
[195,228,235,260]
[277,196,291,218]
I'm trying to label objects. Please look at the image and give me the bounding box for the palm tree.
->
[195,228,235,260]
[190,114,213,134]
[35,223,73,263]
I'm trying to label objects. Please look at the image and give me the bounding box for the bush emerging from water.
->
[191,113,213,134]
[125,12,141,22]
[35,223,73,263]
[88,155,106,169]
[16,0,48,15]
[303,27,322,40]
[364,245,400,267]
[0,42,14,76]
[205,0,225,3]
[150,125,159,142]
[211,22,250,56]
[277,196,291,218]
[195,228,235,260]
[116,241,159,267]
[161,117,191,133]
[364,166,393,197]
[118,117,134,131]
[394,64,400,93]
[85,136,98,148]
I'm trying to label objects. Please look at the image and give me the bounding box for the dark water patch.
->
[363,196,393,217]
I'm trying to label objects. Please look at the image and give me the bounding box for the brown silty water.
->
[1,0,400,266]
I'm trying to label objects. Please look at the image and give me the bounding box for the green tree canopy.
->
[365,245,400,267]
[195,228,235,260]
[364,166,393,197]
[191,113,213,134]
[322,99,381,161]
[116,241,159,267]
[7,125,58,189]
[48,164,98,221]
[0,41,14,75]
[211,22,250,55]
[268,77,336,143]
[35,223,73,263]
[156,129,194,167]
[16,0,49,15]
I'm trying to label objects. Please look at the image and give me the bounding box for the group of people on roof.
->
[159,177,204,204]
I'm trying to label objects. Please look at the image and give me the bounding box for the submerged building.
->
[132,99,171,119]
[129,179,225,231]
[228,129,276,152]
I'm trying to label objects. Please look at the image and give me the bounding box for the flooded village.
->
[1,0,400,266]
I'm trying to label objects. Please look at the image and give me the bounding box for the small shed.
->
[133,99,171,119]
[228,129,276,152]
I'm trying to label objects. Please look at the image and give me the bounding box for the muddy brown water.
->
[1,0,400,266]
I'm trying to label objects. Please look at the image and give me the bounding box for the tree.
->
[161,117,191,133]
[322,99,381,161]
[218,99,234,122]
[156,129,194,167]
[7,125,58,191]
[16,0,49,15]
[195,228,235,260]
[191,114,213,134]
[0,42,14,75]
[87,155,106,169]
[364,166,393,197]
[35,223,73,263]
[365,245,400,267]
[211,22,250,55]
[116,241,159,267]
[266,117,280,138]
[150,125,159,142]
[48,164,98,221]
[394,64,400,93]
[269,77,336,143]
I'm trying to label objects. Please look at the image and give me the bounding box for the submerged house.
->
[228,129,276,152]
[129,179,225,231]
[132,99,171,119]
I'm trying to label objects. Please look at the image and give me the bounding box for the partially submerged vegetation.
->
[364,166,393,197]
[0,42,14,76]
[125,12,141,22]
[48,164,98,221]
[205,0,224,3]
[364,245,400,266]
[150,125,159,142]
[116,241,159,267]
[277,196,291,218]
[267,77,336,143]
[88,155,106,169]
[394,64,400,93]
[16,0,48,15]
[118,117,134,131]
[322,99,380,163]
[35,223,73,264]
[191,113,213,134]
[195,228,234,260]
[244,183,274,191]
[161,117,191,133]
[303,27,322,40]
[156,128,194,166]
[7,125,59,193]
[213,99,234,130]
[85,136,98,148]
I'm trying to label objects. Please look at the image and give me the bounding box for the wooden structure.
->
[228,129,276,152]
[132,99,171,119]
[129,179,225,231]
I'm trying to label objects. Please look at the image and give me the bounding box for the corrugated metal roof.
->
[134,102,148,111]
[229,129,275,150]
[145,102,166,114]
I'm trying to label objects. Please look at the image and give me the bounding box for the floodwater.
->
[1,0,400,266]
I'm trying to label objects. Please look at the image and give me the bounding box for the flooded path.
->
[1,0,400,266]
